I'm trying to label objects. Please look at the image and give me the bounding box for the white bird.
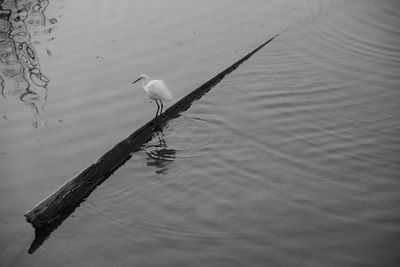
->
[132,74,173,116]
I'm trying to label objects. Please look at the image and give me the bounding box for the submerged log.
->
[24,33,280,231]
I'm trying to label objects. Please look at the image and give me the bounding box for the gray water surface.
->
[1,0,399,266]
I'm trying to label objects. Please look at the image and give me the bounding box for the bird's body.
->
[145,79,172,102]
[132,74,173,116]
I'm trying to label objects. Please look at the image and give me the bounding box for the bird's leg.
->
[155,101,160,117]
[160,101,164,114]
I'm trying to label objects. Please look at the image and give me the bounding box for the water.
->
[1,0,399,266]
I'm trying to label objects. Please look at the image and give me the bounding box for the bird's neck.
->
[141,80,148,89]
[141,75,149,87]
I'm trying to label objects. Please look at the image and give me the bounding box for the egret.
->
[132,74,173,116]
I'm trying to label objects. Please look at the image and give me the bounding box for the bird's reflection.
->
[143,130,175,174]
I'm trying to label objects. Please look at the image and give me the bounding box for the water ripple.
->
[162,114,225,159]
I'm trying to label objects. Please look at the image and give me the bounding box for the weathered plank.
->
[24,33,280,231]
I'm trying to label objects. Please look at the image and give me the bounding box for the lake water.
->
[1,0,399,266]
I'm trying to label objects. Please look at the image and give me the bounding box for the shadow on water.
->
[0,0,52,114]
[28,205,80,254]
[25,33,280,253]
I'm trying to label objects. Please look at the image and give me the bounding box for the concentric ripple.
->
[158,113,226,159]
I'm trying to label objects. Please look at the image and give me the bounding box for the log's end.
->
[24,210,42,229]
[25,202,54,230]
[24,211,33,224]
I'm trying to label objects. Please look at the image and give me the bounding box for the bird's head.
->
[132,74,148,85]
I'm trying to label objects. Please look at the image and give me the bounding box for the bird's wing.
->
[147,80,173,101]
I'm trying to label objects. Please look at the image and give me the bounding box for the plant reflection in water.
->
[0,0,54,114]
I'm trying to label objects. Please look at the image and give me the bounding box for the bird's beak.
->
[132,77,141,84]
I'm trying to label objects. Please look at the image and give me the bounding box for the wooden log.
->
[24,33,280,231]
